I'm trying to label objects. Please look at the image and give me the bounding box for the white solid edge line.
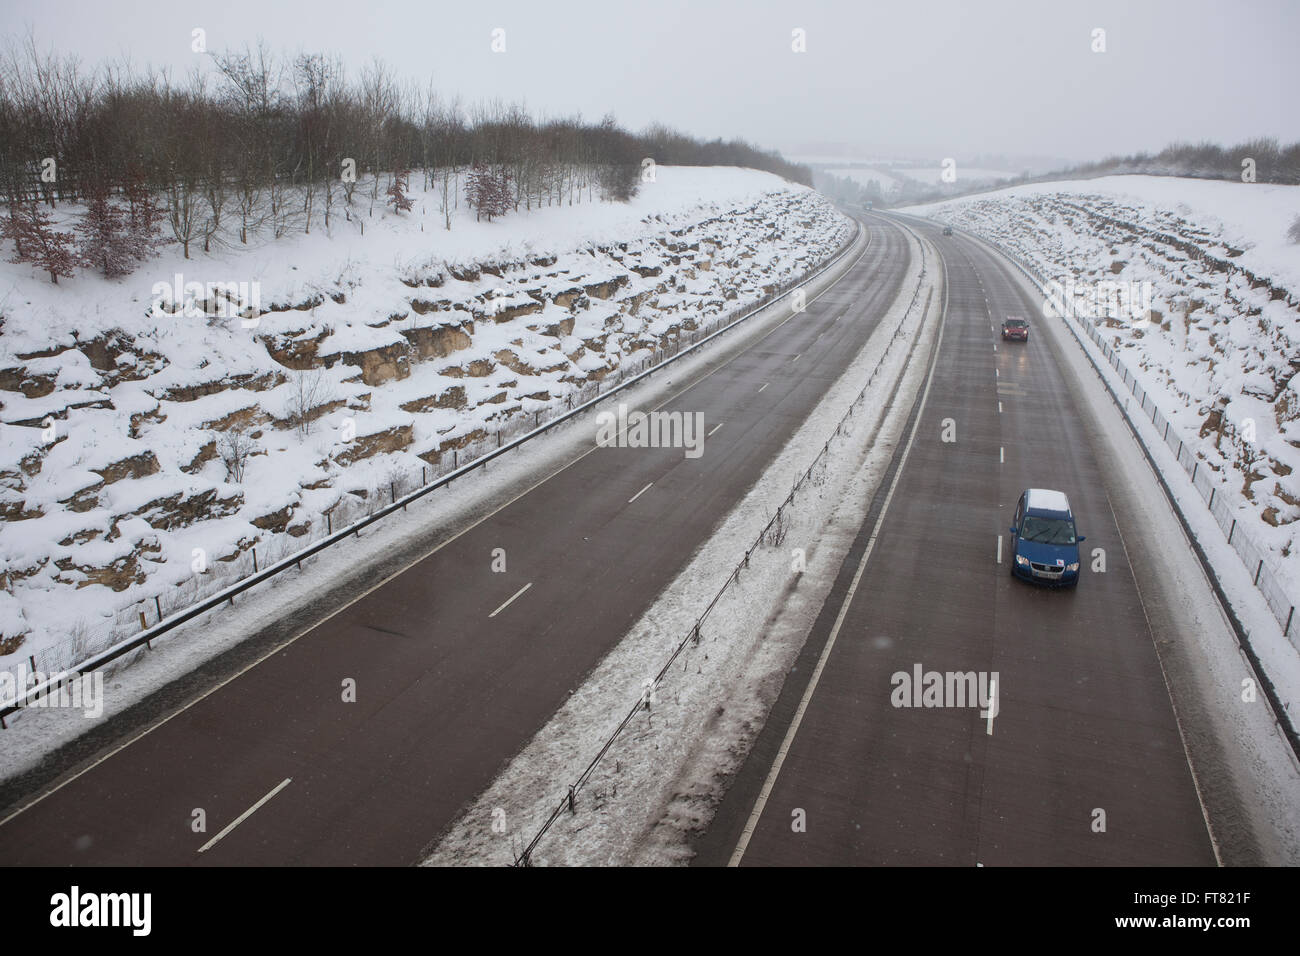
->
[728,242,949,867]
[488,582,533,619]
[198,777,292,853]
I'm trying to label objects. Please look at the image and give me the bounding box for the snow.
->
[0,207,858,796]
[0,167,850,678]
[1026,488,1071,513]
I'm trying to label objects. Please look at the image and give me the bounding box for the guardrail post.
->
[1228,519,1236,544]
[155,595,162,622]
[1208,488,1215,508]
[1255,560,1263,586]
[252,548,258,573]
[1286,607,1295,638]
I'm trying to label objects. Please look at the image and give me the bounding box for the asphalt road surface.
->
[0,217,915,865]
[695,220,1217,867]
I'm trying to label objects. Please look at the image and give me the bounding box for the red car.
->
[1001,316,1029,341]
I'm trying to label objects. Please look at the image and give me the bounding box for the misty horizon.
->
[4,0,1296,168]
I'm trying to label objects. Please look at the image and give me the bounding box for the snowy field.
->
[0,166,849,687]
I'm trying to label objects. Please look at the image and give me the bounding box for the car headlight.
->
[1015,554,1029,566]
[1066,562,1080,572]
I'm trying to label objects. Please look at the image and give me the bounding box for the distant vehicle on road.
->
[1009,488,1085,587]
[942,225,953,236]
[1001,316,1029,341]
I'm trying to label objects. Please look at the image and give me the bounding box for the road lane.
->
[0,217,917,866]
[700,222,1216,867]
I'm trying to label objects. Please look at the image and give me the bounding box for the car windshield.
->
[1005,320,1027,328]
[1021,515,1075,544]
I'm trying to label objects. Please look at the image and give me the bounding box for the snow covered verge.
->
[0,167,850,683]
[903,177,1300,626]
[422,222,938,866]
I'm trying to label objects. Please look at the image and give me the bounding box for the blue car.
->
[1008,488,1085,587]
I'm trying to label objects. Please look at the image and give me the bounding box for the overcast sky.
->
[4,0,1296,165]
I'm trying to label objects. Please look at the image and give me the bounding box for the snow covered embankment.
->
[0,169,850,679]
[907,177,1300,630]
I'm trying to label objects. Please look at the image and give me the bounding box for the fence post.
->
[1286,607,1295,638]
[1255,560,1263,586]
[252,548,258,574]
[1228,519,1235,544]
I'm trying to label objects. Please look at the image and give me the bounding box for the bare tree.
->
[287,368,331,436]
[216,425,256,483]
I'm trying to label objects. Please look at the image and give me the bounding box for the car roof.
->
[1004,316,1027,323]
[1025,487,1071,516]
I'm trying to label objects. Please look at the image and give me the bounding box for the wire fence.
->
[513,218,932,865]
[3,220,864,722]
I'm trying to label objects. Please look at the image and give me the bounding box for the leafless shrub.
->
[216,425,256,483]
[288,368,332,436]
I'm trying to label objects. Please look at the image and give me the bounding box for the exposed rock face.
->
[260,328,330,370]
[489,301,543,324]
[334,423,415,467]
[0,185,849,667]
[332,342,411,386]
[55,550,148,591]
[543,316,576,337]
[401,323,473,359]
[585,276,626,299]
[400,386,467,413]
[94,452,161,485]
[133,487,243,530]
